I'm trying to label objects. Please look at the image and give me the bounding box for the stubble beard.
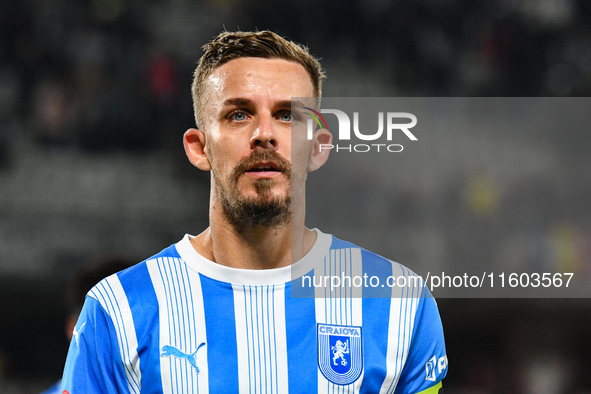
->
[213,150,292,233]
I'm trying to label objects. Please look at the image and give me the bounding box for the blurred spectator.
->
[148,52,179,106]
[32,79,76,146]
[77,81,157,152]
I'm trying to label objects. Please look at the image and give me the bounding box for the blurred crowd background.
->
[0,0,590,392]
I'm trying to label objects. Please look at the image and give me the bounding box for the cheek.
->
[207,138,243,174]
[288,121,312,166]
[205,133,227,161]
[204,141,224,172]
[290,139,313,172]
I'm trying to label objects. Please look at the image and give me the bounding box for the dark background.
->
[0,0,590,392]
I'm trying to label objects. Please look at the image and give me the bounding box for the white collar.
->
[174,228,332,286]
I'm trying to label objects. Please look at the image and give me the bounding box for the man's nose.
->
[250,115,278,149]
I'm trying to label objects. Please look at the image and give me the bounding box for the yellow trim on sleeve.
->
[415,381,442,394]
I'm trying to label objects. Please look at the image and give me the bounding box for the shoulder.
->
[328,233,408,267]
[319,232,427,298]
[87,242,181,310]
[328,233,422,281]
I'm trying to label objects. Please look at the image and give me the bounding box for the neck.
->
[190,195,315,270]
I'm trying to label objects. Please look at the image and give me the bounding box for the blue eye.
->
[280,112,292,122]
[232,112,246,121]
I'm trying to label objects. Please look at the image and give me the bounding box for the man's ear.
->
[183,128,211,171]
[308,128,332,172]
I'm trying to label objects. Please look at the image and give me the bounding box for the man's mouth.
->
[232,150,291,183]
[245,162,282,173]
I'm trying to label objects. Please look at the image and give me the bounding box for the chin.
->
[249,192,288,204]
[247,179,289,199]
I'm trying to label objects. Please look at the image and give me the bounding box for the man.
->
[62,30,447,393]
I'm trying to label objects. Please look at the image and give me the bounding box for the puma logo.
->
[73,322,86,347]
[161,343,206,372]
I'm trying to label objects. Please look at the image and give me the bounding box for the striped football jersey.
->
[61,229,447,393]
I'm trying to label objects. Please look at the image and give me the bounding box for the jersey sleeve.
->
[394,288,448,394]
[61,296,131,394]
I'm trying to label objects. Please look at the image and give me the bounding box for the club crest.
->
[317,323,363,385]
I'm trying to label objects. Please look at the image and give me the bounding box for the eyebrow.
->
[276,100,293,109]
[222,98,296,110]
[289,100,306,110]
[223,98,253,107]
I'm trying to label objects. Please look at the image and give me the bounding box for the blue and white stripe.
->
[233,284,288,394]
[379,264,423,394]
[147,257,209,394]
[89,274,141,394]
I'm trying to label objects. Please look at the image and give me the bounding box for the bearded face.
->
[187,57,323,233]
[212,148,292,232]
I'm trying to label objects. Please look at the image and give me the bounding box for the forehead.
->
[206,57,315,104]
